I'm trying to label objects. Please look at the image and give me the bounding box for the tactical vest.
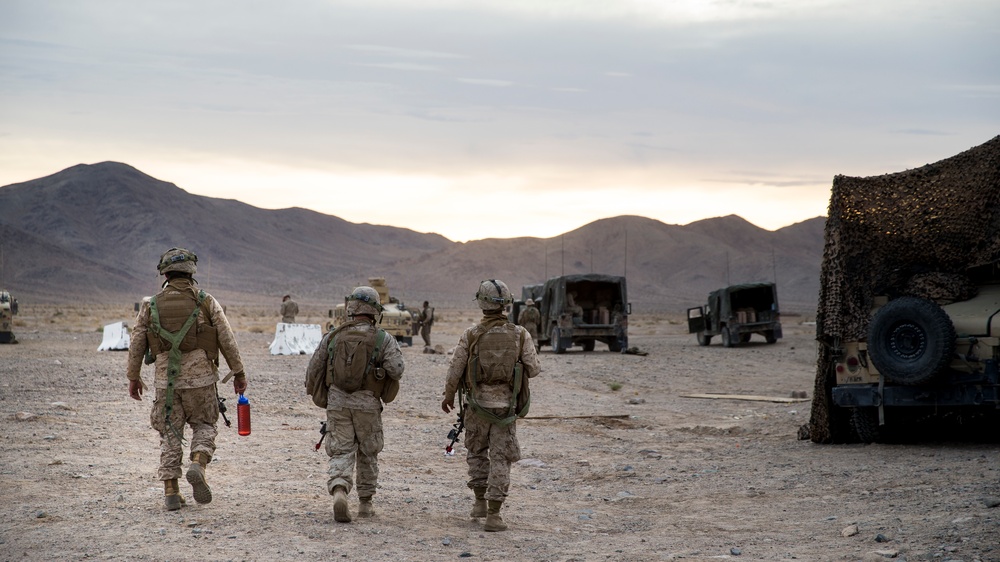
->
[146,281,217,358]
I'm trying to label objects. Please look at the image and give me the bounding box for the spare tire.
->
[867,296,955,385]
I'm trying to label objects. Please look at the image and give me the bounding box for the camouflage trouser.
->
[421,324,431,347]
[150,385,219,481]
[464,407,521,501]
[325,407,384,499]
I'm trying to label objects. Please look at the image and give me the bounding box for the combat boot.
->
[186,451,212,504]
[484,500,507,532]
[358,496,374,518]
[163,478,183,511]
[333,486,352,523]
[470,487,487,518]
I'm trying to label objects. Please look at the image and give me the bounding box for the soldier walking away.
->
[441,279,541,532]
[419,300,434,350]
[280,294,299,323]
[517,298,541,352]
[125,248,248,511]
[305,286,405,522]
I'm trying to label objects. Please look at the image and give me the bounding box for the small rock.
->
[14,412,37,422]
[516,458,545,468]
[628,397,646,405]
[51,402,73,410]
[875,533,889,543]
[730,547,742,556]
[35,511,47,519]
[459,552,473,558]
[442,538,451,546]
[869,549,899,559]
[842,524,860,537]
[982,496,1000,508]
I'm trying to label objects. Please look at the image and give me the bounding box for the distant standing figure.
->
[517,298,541,352]
[419,301,434,348]
[281,294,299,323]
[125,247,248,511]
[442,279,541,532]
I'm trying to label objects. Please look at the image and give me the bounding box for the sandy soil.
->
[1,307,999,562]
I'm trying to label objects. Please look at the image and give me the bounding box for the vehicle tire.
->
[739,333,751,344]
[582,339,595,352]
[867,296,955,385]
[850,408,882,444]
[551,327,565,354]
[721,327,734,348]
[764,330,777,344]
[696,332,711,346]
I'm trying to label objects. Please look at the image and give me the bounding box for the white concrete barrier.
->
[98,321,130,351]
[269,323,323,355]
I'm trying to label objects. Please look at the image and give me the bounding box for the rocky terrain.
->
[2,304,999,561]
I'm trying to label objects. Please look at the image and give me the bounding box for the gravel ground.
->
[1,311,999,561]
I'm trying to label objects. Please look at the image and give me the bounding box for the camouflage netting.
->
[809,135,1000,443]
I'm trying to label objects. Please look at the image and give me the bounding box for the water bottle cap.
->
[237,394,249,405]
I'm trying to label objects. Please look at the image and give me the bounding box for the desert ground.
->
[1,304,999,562]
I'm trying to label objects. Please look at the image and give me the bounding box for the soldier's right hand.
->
[128,379,143,401]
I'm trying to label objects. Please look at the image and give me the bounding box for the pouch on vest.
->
[468,325,520,386]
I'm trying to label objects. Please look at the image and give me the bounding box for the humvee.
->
[1,290,17,344]
[513,274,629,353]
[329,277,416,346]
[830,267,1000,443]
[686,282,782,347]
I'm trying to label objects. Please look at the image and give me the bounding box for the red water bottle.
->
[237,393,251,436]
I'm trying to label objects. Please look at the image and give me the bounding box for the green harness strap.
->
[149,289,206,444]
[463,324,526,427]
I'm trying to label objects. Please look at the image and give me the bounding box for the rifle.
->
[315,421,328,451]
[445,412,464,455]
[218,396,231,428]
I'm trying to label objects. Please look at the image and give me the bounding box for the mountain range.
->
[0,162,826,313]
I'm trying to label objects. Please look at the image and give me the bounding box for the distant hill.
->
[0,162,825,312]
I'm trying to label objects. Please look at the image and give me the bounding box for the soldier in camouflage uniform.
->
[305,286,405,522]
[517,298,541,352]
[418,300,433,348]
[442,279,541,532]
[280,294,299,323]
[126,248,248,511]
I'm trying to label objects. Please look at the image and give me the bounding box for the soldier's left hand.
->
[233,374,247,395]
[441,396,454,413]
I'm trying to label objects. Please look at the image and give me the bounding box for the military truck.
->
[1,290,18,344]
[329,277,416,346]
[515,274,629,353]
[686,282,782,347]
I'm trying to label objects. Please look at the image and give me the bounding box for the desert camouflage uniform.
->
[419,304,433,347]
[280,298,299,323]
[126,277,245,481]
[305,320,404,499]
[517,305,541,347]
[444,318,541,501]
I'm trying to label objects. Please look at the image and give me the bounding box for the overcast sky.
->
[1,0,998,241]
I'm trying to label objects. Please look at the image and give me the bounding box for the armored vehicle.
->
[1,290,18,344]
[808,136,1000,444]
[830,265,1000,443]
[514,274,629,353]
[686,282,782,347]
[329,277,416,346]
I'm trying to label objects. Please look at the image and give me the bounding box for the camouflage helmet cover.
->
[475,279,512,310]
[525,298,534,306]
[346,286,384,317]
[157,247,198,275]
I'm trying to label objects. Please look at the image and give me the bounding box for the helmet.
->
[157,247,197,275]
[346,286,383,317]
[475,279,512,310]
[525,298,534,306]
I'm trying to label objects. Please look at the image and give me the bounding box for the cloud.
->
[456,78,514,87]
[345,44,469,60]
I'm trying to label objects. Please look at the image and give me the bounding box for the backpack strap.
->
[149,289,206,444]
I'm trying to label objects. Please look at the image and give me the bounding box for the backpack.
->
[464,321,529,425]
[306,321,388,408]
